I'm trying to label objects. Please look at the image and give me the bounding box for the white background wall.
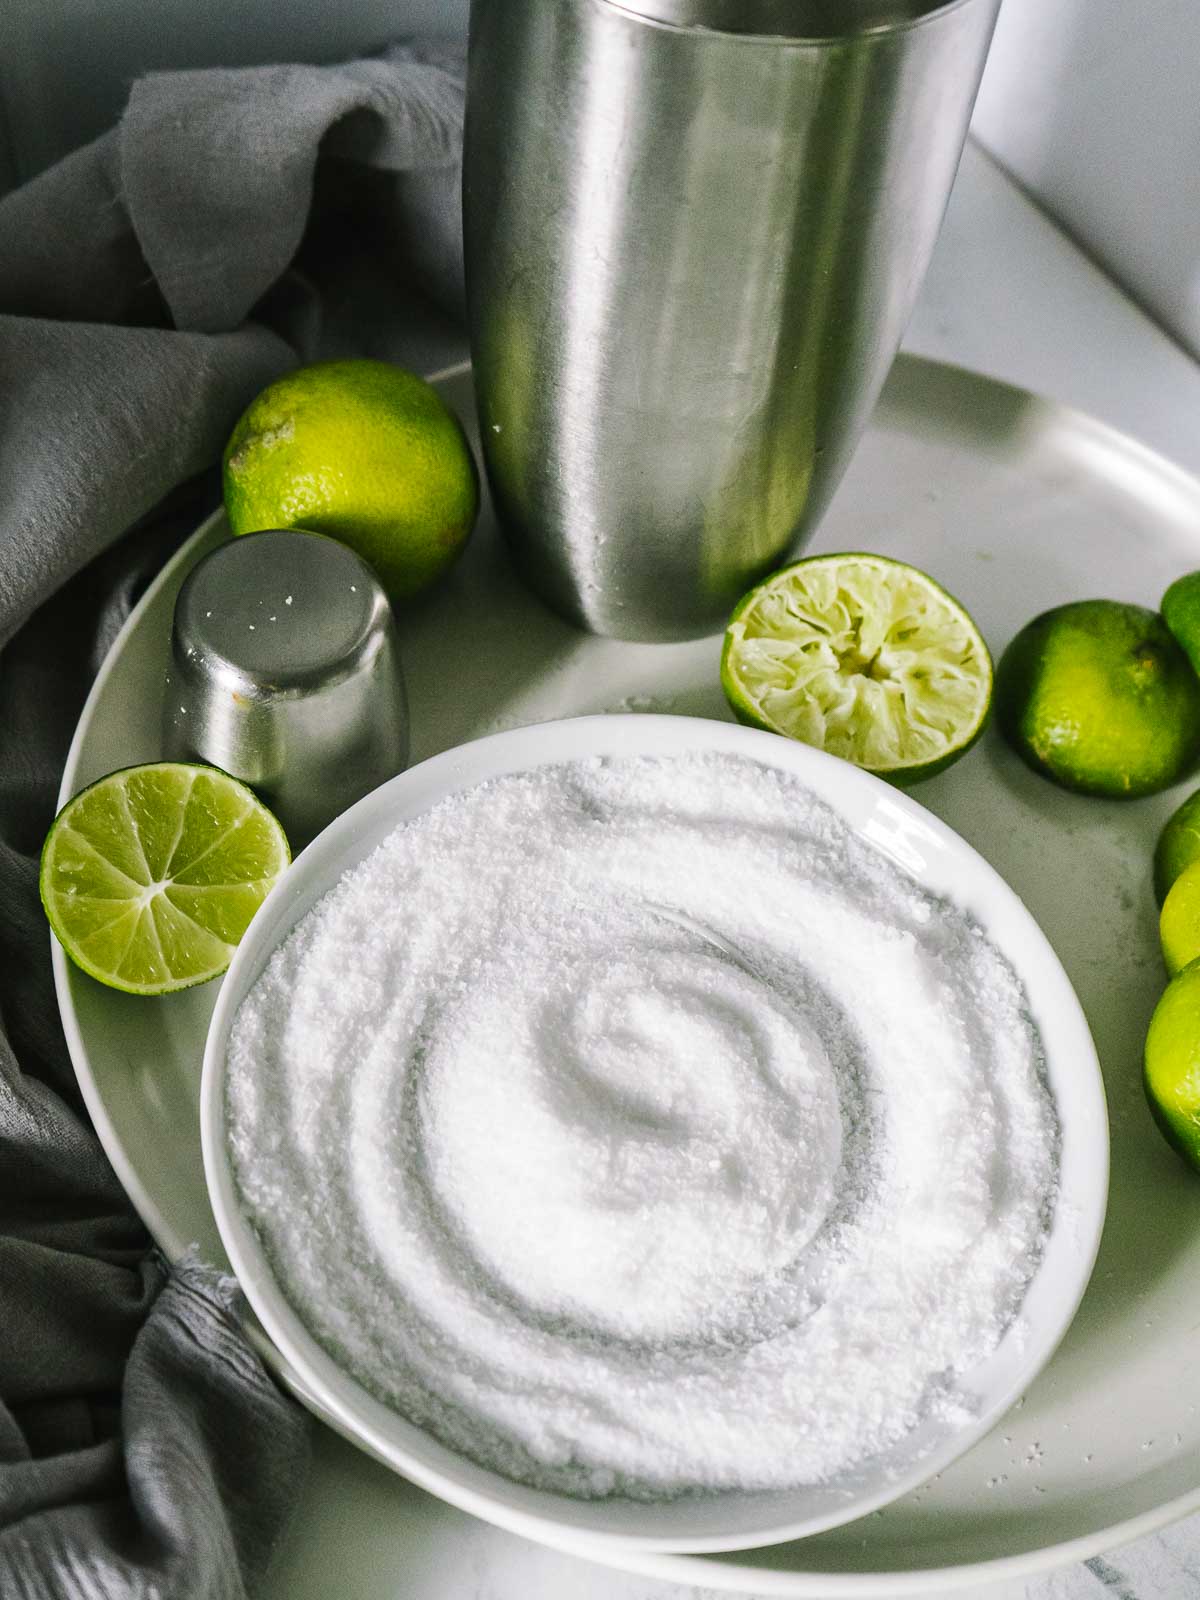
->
[970,0,1200,360]
[1,0,1198,364]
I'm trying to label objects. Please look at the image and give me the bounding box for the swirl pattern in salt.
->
[226,751,1058,1498]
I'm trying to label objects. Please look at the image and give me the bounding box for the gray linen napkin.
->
[0,42,466,1599]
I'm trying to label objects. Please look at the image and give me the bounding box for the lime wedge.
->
[721,553,992,784]
[40,763,289,995]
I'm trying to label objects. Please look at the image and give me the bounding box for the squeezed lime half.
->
[40,763,289,995]
[721,552,992,784]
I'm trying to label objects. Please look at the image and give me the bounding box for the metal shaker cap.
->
[603,0,968,38]
[163,530,409,848]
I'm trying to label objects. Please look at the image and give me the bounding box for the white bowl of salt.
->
[200,714,1108,1555]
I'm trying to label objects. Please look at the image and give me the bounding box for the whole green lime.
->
[1155,788,1200,904]
[1162,571,1200,676]
[1145,960,1200,1172]
[1161,860,1200,976]
[995,600,1200,798]
[223,359,478,602]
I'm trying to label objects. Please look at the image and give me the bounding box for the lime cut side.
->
[721,553,993,783]
[41,763,290,995]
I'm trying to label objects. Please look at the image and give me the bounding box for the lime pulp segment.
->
[41,763,289,995]
[722,554,992,780]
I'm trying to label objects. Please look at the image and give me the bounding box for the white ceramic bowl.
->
[200,714,1108,1556]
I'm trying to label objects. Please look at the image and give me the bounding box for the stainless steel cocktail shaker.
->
[464,0,1001,641]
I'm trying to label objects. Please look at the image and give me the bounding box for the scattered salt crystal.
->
[611,693,678,714]
[226,751,1059,1499]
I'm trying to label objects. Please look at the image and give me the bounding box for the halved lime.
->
[1144,961,1200,1173]
[41,763,289,995]
[720,553,992,784]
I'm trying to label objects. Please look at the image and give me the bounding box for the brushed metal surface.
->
[607,0,979,37]
[162,529,409,846]
[464,0,1001,639]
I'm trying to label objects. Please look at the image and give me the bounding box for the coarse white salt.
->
[226,751,1059,1499]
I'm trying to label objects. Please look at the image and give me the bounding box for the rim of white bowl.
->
[200,714,1108,1556]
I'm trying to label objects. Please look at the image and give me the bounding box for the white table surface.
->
[258,139,1200,1600]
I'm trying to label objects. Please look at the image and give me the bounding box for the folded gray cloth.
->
[0,42,467,1598]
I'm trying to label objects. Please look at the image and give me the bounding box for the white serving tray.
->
[54,358,1200,1594]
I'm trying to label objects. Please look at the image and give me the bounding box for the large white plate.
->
[54,357,1200,1593]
